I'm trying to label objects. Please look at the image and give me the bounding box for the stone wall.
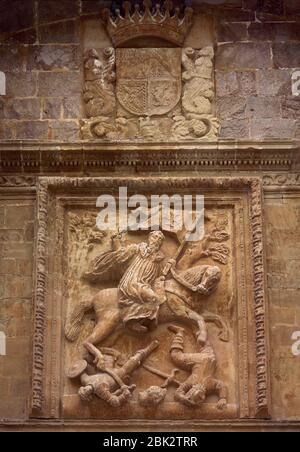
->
[0,197,34,420]
[0,1,299,141]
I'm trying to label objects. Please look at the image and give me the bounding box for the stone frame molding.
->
[30,176,270,422]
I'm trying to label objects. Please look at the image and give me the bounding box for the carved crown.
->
[102,0,194,48]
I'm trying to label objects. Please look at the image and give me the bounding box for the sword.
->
[142,364,181,388]
[162,209,204,277]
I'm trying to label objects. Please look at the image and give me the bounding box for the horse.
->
[65,265,229,359]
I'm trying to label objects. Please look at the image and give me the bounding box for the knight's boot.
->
[121,340,160,376]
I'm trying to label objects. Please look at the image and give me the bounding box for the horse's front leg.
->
[202,311,229,342]
[83,310,121,368]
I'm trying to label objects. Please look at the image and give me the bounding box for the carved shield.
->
[116,48,182,117]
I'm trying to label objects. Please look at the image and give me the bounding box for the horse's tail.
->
[65,298,93,342]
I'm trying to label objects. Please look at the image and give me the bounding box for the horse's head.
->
[181,265,221,296]
[197,266,221,296]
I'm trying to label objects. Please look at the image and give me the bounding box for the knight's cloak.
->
[83,245,138,283]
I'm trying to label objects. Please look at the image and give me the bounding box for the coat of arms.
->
[116,48,182,117]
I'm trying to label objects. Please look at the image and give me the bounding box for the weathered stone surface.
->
[249,22,300,42]
[1,29,37,45]
[39,19,79,44]
[15,121,48,140]
[0,46,25,71]
[216,71,256,97]
[0,259,17,275]
[296,120,300,138]
[38,0,80,24]
[63,97,82,119]
[38,72,81,98]
[216,43,272,70]
[5,205,34,228]
[217,96,246,119]
[0,0,35,34]
[273,43,300,68]
[6,72,37,97]
[4,276,32,299]
[250,119,295,139]
[246,96,281,119]
[217,7,255,21]
[27,45,80,71]
[0,121,15,140]
[81,0,108,14]
[217,22,248,42]
[49,120,80,141]
[257,70,292,96]
[219,119,249,138]
[0,208,4,226]
[42,98,62,120]
[1,98,41,120]
[282,97,300,119]
[286,0,300,15]
[268,289,300,309]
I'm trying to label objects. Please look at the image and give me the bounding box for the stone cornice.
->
[0,140,299,174]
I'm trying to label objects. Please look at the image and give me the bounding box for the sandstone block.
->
[282,97,300,119]
[273,43,300,69]
[63,97,82,119]
[0,121,15,140]
[42,98,62,120]
[247,96,281,119]
[38,72,81,97]
[0,0,34,34]
[257,70,292,96]
[27,45,80,71]
[39,19,79,44]
[6,72,37,97]
[0,259,17,275]
[296,121,300,139]
[216,43,272,70]
[217,96,246,119]
[286,0,300,15]
[4,276,32,299]
[216,71,256,97]
[249,23,300,42]
[38,0,80,24]
[250,119,295,139]
[0,397,27,420]
[219,119,249,139]
[217,22,248,43]
[1,98,41,120]
[49,120,80,141]
[0,46,25,72]
[5,205,34,228]
[15,120,48,140]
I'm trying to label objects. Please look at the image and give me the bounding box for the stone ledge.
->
[0,140,299,174]
[1,419,300,432]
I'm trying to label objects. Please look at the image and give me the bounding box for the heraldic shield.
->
[116,48,182,117]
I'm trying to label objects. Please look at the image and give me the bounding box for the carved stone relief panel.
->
[31,177,269,424]
[81,2,219,141]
